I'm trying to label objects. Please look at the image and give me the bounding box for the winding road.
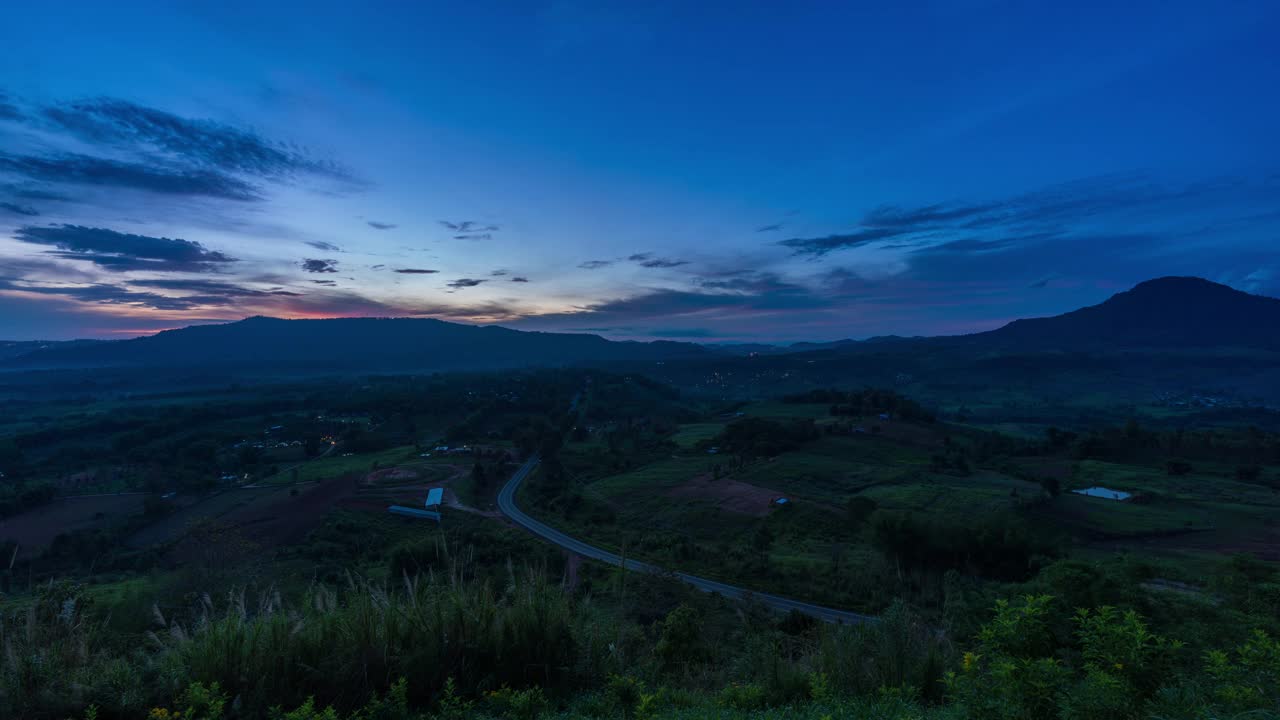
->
[497,454,877,624]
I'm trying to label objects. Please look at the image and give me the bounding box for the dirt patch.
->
[1097,527,1280,561]
[667,474,780,517]
[366,467,421,483]
[2,494,146,558]
[232,475,361,546]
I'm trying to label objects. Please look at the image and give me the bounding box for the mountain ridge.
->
[4,276,1277,370]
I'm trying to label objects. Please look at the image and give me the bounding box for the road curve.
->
[497,455,877,625]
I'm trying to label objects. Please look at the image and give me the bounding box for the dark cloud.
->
[0,279,233,311]
[446,278,487,289]
[578,259,613,270]
[129,278,301,298]
[779,226,907,256]
[41,98,349,180]
[310,279,337,286]
[519,271,831,336]
[640,258,689,268]
[779,175,1266,257]
[305,240,342,252]
[367,220,396,230]
[394,268,439,274]
[860,202,1002,228]
[0,91,20,120]
[490,269,509,277]
[510,276,529,282]
[0,202,38,216]
[13,224,236,272]
[0,152,261,201]
[300,258,339,273]
[438,220,500,232]
[755,224,783,232]
[0,183,70,202]
[628,252,689,268]
[453,233,492,241]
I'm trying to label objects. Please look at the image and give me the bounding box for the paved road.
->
[497,454,877,625]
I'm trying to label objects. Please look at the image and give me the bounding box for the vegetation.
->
[2,367,1279,718]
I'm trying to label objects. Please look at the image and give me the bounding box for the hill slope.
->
[972,277,1280,351]
[2,316,708,371]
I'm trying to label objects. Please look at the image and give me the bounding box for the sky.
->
[1,0,1279,342]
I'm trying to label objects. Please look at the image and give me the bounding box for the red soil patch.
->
[667,474,779,517]
[1,494,146,559]
[165,475,361,564]
[233,474,361,546]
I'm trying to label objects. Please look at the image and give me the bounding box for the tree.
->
[846,496,878,528]
[655,603,707,669]
[1040,476,1061,497]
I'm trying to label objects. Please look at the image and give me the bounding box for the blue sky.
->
[1,1,1278,341]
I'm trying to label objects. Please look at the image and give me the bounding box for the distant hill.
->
[4,277,1276,373]
[2,316,709,371]
[968,277,1280,351]
[0,339,102,361]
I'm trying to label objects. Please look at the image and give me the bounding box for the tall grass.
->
[149,564,582,715]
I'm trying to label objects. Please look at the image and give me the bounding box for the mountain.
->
[2,316,709,372]
[968,277,1280,351]
[0,339,103,361]
[4,277,1276,374]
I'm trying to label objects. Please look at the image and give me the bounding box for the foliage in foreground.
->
[4,571,1280,720]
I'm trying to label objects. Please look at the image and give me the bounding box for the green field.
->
[262,445,422,484]
[670,422,724,448]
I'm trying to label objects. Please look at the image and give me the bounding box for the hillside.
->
[1,316,709,371]
[972,276,1280,351]
[4,277,1277,375]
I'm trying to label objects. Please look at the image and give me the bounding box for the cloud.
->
[755,224,782,232]
[0,152,262,201]
[310,279,337,286]
[779,226,908,256]
[305,240,342,251]
[453,233,492,241]
[129,278,301,298]
[510,276,529,282]
[628,252,689,268]
[367,220,396,230]
[0,279,249,311]
[41,97,349,181]
[394,268,439,274]
[438,220,500,232]
[13,224,236,272]
[490,269,509,277]
[0,182,69,202]
[778,175,1264,258]
[1,202,38,216]
[0,91,20,120]
[446,278,487,289]
[300,258,338,273]
[578,259,613,269]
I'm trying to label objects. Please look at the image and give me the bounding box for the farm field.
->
[0,493,147,559]
[669,422,724,448]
